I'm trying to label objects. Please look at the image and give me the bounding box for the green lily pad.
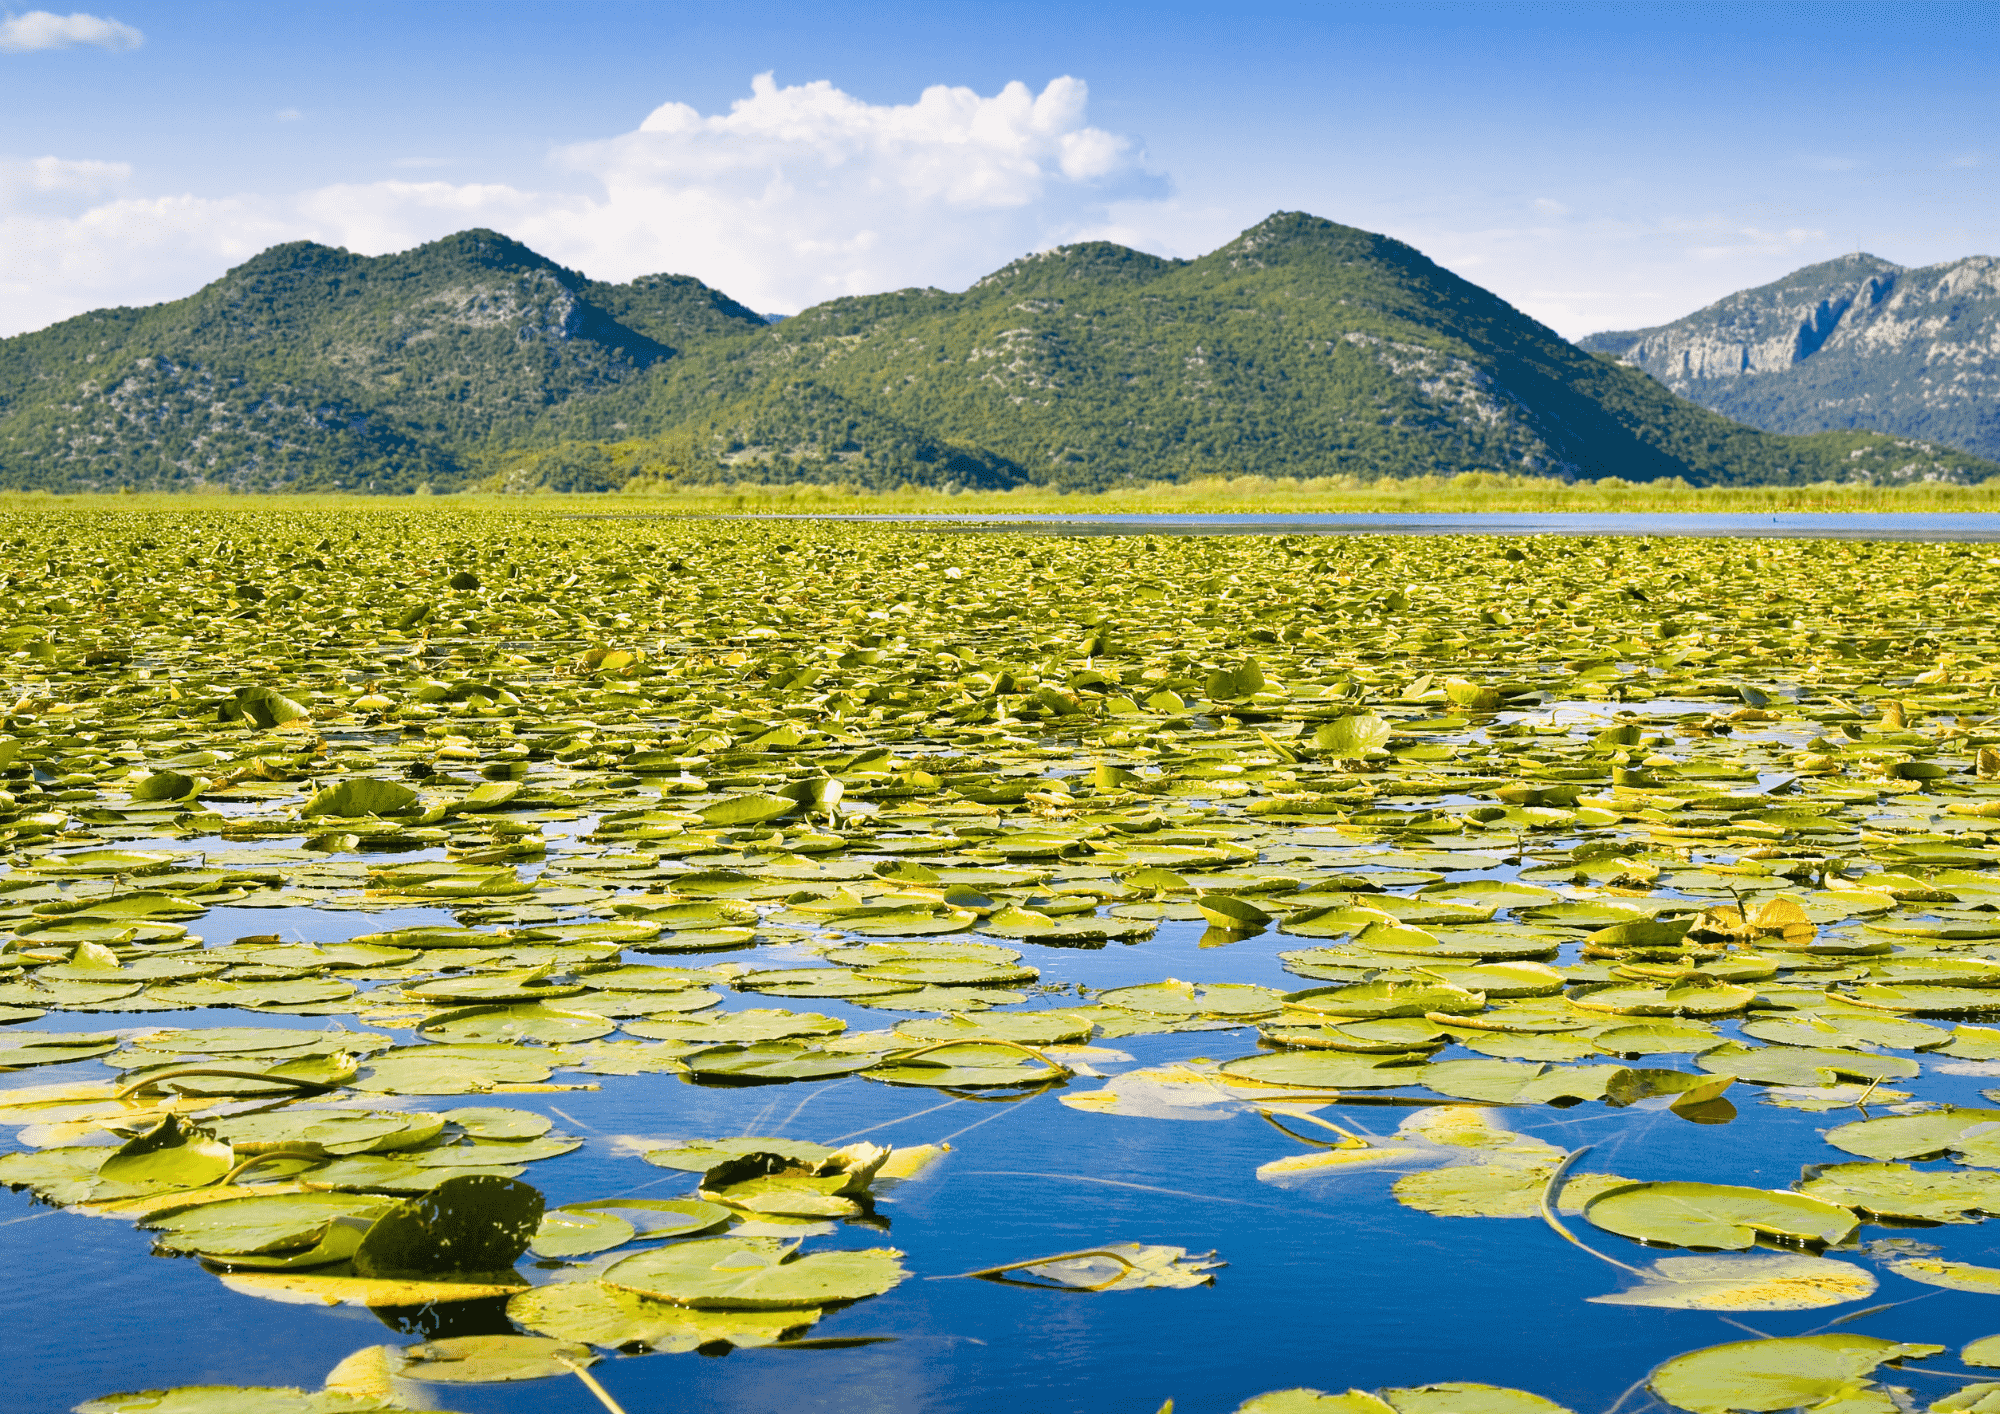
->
[1648,1335,1943,1414]
[1582,1181,1858,1250]
[602,1236,907,1309]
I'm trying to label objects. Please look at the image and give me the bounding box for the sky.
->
[0,0,1994,340]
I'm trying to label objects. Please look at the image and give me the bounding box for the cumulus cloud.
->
[0,10,141,51]
[537,72,1165,310]
[0,72,1166,335]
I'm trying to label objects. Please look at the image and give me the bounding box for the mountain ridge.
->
[1,213,1992,494]
[1581,252,2000,461]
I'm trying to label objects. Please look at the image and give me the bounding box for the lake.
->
[7,508,2000,1414]
[749,511,2000,540]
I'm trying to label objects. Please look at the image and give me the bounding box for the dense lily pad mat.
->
[19,506,2000,1408]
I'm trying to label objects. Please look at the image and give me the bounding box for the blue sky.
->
[0,0,1993,337]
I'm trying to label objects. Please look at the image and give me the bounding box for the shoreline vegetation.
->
[8,471,2000,516]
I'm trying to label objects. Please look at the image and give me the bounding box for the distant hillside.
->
[1581,252,2000,462]
[0,231,764,493]
[553,215,1994,491]
[2,215,1993,493]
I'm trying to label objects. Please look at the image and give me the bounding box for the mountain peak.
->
[1205,211,1425,272]
[973,241,1183,294]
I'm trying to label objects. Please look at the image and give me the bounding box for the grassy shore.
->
[6,471,2000,516]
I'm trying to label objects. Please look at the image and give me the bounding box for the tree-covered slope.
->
[1581,252,2000,461]
[577,214,1996,489]
[1,213,1992,492]
[0,231,754,492]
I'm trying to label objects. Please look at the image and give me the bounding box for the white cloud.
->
[0,10,141,51]
[274,107,302,123]
[0,72,1165,334]
[538,72,1165,310]
[1531,197,1570,217]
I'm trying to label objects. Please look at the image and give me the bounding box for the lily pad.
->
[602,1236,908,1309]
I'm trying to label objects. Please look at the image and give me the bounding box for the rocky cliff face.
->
[1581,253,2000,461]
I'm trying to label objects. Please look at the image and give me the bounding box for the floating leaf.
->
[508,1280,817,1351]
[351,1174,543,1277]
[1648,1334,1943,1414]
[602,1236,907,1309]
[395,1334,594,1383]
[1582,1182,1858,1250]
[1590,1253,1877,1311]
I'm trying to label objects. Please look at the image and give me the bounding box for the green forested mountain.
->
[0,231,762,493]
[1580,252,2000,461]
[1,214,1991,493]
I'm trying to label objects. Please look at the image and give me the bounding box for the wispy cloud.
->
[0,9,141,52]
[274,107,302,123]
[0,154,129,214]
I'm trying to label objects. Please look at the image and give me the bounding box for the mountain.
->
[1580,253,2000,462]
[0,230,764,493]
[2,215,1993,494]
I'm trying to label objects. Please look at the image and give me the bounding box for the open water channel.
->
[775,511,2000,541]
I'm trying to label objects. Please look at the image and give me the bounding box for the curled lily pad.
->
[961,1242,1223,1291]
[98,1114,233,1190]
[698,1144,889,1217]
[350,1174,543,1277]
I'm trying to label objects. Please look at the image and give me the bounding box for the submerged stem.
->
[1255,1107,1372,1148]
[1537,1146,1644,1277]
[939,1247,1139,1292]
[115,1067,343,1101]
[555,1356,629,1414]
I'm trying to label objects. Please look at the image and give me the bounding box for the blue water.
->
[747,511,2000,541]
[9,900,2000,1414]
